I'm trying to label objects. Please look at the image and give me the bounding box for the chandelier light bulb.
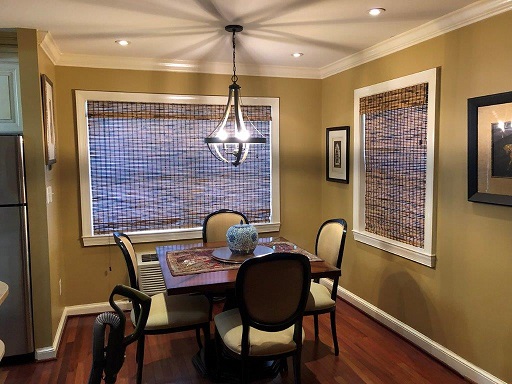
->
[217,130,228,141]
[237,129,250,141]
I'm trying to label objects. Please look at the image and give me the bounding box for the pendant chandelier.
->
[204,25,266,167]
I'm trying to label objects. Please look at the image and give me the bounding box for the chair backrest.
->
[202,209,249,242]
[236,252,311,333]
[315,218,347,270]
[113,232,138,289]
[88,285,151,384]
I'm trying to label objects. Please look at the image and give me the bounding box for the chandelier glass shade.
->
[204,25,266,167]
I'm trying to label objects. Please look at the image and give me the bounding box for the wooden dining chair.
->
[202,209,249,242]
[88,284,151,384]
[214,252,311,384]
[113,232,211,384]
[304,218,347,356]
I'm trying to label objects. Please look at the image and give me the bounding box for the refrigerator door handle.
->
[16,136,27,205]
[20,206,34,351]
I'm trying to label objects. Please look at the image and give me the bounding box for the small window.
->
[75,91,280,246]
[353,68,437,267]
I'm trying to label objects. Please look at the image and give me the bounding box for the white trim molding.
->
[38,32,319,79]
[320,279,507,384]
[38,31,61,66]
[75,90,280,246]
[35,300,131,361]
[353,68,437,267]
[82,222,281,246]
[40,282,509,384]
[320,0,512,78]
[352,230,436,268]
[36,1,511,80]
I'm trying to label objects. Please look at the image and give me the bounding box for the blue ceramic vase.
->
[226,222,258,255]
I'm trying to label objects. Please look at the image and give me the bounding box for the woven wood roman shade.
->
[359,83,428,248]
[86,100,271,235]
[87,101,272,121]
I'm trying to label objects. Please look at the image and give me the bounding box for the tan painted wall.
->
[53,68,322,309]
[37,44,64,341]
[16,29,53,349]
[321,12,512,382]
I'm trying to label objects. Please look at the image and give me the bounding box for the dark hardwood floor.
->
[0,299,472,384]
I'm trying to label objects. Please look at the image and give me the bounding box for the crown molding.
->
[38,31,61,65]
[36,0,511,79]
[320,0,512,79]
[54,52,321,79]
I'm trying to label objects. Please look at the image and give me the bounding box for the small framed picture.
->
[41,74,56,165]
[326,126,349,183]
[468,91,512,206]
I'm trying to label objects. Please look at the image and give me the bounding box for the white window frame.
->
[353,68,437,267]
[75,90,280,246]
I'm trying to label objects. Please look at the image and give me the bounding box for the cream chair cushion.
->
[215,309,305,356]
[316,221,344,267]
[306,282,335,311]
[130,292,210,330]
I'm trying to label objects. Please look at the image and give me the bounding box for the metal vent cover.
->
[135,252,166,296]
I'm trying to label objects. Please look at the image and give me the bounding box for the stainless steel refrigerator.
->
[0,135,33,357]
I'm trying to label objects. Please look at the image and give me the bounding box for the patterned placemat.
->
[166,240,320,276]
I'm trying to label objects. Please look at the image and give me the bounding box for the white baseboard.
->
[320,279,506,384]
[36,285,507,384]
[35,300,131,361]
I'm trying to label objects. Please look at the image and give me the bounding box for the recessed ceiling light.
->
[368,8,386,16]
[115,40,130,46]
[292,52,304,58]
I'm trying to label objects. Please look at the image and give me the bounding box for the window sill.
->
[82,222,281,246]
[353,230,436,268]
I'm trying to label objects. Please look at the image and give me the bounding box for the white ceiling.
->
[0,0,507,77]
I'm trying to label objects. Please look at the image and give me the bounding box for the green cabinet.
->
[0,62,23,134]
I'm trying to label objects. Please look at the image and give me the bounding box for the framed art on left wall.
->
[41,74,56,165]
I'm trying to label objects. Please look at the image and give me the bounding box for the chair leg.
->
[195,328,203,349]
[136,335,145,384]
[202,323,211,370]
[281,357,288,372]
[241,360,248,384]
[330,310,339,356]
[293,351,302,384]
[314,314,319,339]
[214,328,222,380]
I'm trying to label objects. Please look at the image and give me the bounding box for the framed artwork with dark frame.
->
[326,126,349,183]
[468,91,512,206]
[41,74,56,166]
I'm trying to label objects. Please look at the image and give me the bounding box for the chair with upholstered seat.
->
[304,218,347,356]
[113,232,211,384]
[202,209,249,243]
[214,252,311,384]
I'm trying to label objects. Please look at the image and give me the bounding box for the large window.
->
[353,69,437,267]
[76,91,280,246]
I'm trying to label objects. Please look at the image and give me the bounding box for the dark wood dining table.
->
[155,237,341,381]
[156,237,341,296]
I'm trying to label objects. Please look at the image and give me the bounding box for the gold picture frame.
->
[41,74,56,165]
